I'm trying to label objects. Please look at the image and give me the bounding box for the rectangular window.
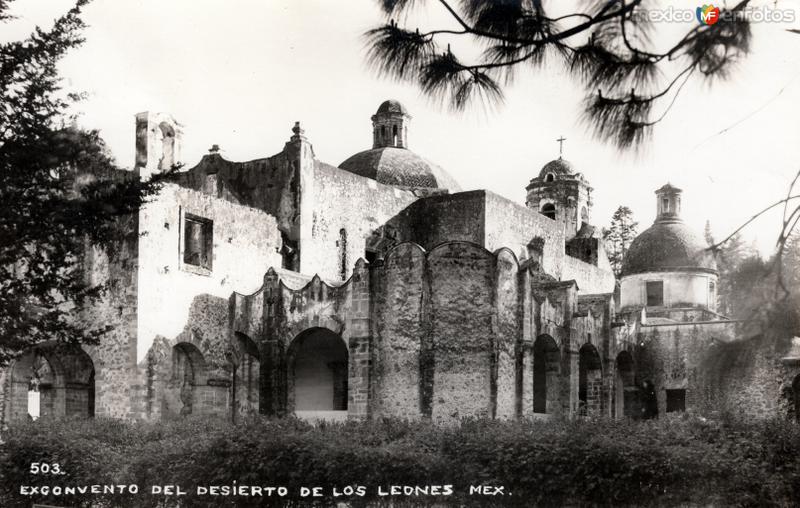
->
[183,214,213,271]
[646,281,664,307]
[666,389,686,413]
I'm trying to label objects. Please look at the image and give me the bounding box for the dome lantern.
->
[372,100,411,149]
[655,183,683,224]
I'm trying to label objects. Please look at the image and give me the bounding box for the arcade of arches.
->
[4,332,658,422]
[530,336,645,420]
[2,328,355,423]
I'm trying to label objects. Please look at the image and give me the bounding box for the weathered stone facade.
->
[1,101,795,425]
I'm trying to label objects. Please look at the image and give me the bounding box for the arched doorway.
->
[614,351,637,419]
[165,342,207,417]
[9,343,95,421]
[533,335,560,415]
[287,328,348,420]
[579,344,603,417]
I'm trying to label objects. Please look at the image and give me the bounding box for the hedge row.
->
[1,414,800,507]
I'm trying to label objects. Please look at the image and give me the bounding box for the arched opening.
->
[392,124,398,146]
[287,328,348,420]
[614,351,637,419]
[544,173,555,183]
[233,333,260,416]
[157,122,175,170]
[9,344,95,422]
[533,335,560,415]
[541,203,556,220]
[165,343,207,417]
[578,344,603,417]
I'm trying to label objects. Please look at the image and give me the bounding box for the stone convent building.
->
[1,101,796,424]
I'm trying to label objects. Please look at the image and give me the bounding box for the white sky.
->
[7,0,800,255]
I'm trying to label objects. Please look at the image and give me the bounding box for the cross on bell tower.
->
[556,136,567,157]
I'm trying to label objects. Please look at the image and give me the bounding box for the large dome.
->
[339,147,461,191]
[622,221,717,276]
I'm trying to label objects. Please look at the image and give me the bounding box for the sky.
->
[6,0,800,255]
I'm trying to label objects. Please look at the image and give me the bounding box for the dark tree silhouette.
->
[365,0,753,149]
[602,205,638,278]
[0,0,169,365]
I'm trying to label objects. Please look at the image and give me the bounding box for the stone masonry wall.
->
[428,243,495,422]
[484,191,564,277]
[180,150,299,238]
[305,162,418,282]
[562,254,616,294]
[484,190,616,296]
[372,243,426,419]
[133,184,281,419]
[635,321,747,416]
[137,183,282,363]
[385,191,486,251]
[81,214,141,419]
[494,249,521,419]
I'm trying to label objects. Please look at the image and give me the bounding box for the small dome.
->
[339,147,460,191]
[622,222,717,276]
[375,100,409,116]
[539,157,574,178]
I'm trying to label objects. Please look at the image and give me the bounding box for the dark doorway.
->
[666,389,686,413]
[615,351,637,418]
[533,335,560,414]
[579,344,603,416]
[288,328,349,413]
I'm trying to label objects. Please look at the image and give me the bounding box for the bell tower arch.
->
[135,111,184,179]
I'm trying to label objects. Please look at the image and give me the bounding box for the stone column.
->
[347,259,371,419]
[259,269,286,417]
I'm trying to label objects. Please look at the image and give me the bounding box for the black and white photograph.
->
[2,0,800,506]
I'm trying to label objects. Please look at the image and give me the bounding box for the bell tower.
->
[525,138,593,239]
[135,111,183,180]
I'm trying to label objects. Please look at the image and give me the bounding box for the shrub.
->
[1,415,799,507]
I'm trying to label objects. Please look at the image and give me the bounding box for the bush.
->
[1,414,799,507]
